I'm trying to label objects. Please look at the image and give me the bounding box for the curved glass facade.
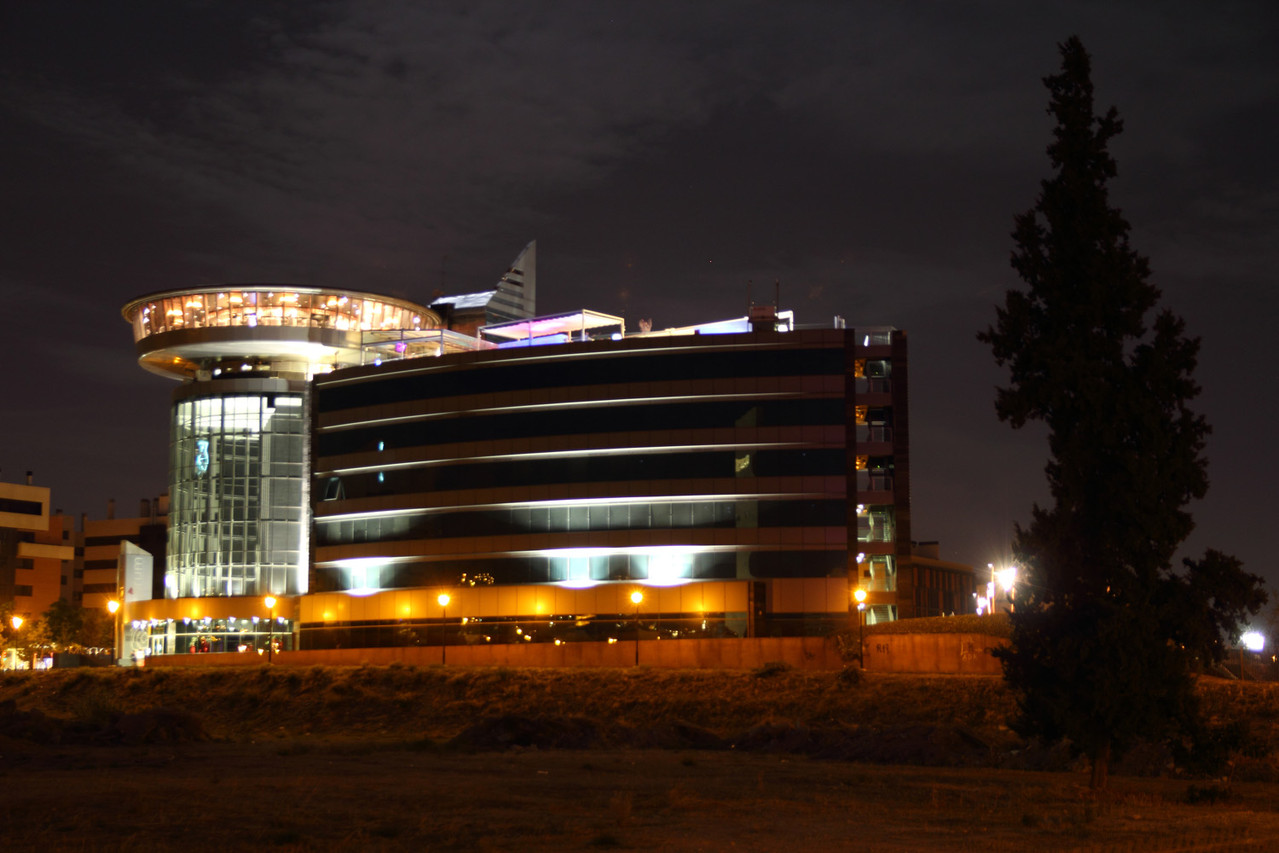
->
[168,393,308,598]
[127,289,435,341]
[309,329,911,638]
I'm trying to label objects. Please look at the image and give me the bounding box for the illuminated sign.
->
[194,439,210,476]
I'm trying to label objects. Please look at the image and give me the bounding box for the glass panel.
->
[167,393,309,598]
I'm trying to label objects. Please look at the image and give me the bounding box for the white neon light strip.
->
[318,543,766,570]
[313,491,839,524]
[318,391,811,432]
[315,441,816,477]
[318,336,818,388]
[323,545,747,589]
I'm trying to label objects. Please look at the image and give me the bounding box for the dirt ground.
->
[4,667,1279,850]
[3,739,1279,852]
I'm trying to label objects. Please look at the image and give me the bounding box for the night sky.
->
[2,3,1275,589]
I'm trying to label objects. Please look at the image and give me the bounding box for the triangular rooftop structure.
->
[430,241,536,335]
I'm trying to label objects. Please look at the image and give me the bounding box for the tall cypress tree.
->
[980,36,1265,790]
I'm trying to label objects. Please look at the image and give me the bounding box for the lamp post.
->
[7,615,22,671]
[264,595,277,664]
[853,588,867,669]
[630,591,644,666]
[437,593,451,665]
[106,599,121,665]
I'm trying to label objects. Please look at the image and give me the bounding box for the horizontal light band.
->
[313,491,840,524]
[317,390,812,432]
[315,441,819,477]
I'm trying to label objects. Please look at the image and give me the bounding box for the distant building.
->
[77,496,168,609]
[902,541,977,617]
[0,474,75,623]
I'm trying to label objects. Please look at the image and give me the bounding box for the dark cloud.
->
[1,1,1275,588]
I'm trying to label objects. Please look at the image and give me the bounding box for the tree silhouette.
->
[980,36,1265,790]
[44,598,85,648]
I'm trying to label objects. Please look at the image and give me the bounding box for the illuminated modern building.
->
[115,253,928,658]
[299,310,914,648]
[120,285,475,602]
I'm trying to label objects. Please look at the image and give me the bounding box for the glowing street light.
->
[994,566,1017,612]
[853,588,868,670]
[5,615,22,671]
[107,600,121,665]
[264,595,277,664]
[995,566,1017,594]
[630,590,644,666]
[1240,630,1265,681]
[438,593,451,665]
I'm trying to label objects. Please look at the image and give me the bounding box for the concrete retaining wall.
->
[144,633,1007,673]
[863,632,1007,675]
[147,635,843,671]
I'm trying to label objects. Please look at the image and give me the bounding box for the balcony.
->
[854,378,892,395]
[855,425,892,444]
[855,472,894,494]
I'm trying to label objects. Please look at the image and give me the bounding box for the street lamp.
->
[438,593,451,665]
[106,599,121,665]
[995,566,1017,613]
[264,595,277,663]
[6,615,22,671]
[853,588,867,670]
[630,591,644,666]
[1241,631,1265,681]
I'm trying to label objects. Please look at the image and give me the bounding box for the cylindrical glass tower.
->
[123,285,439,599]
[167,384,308,597]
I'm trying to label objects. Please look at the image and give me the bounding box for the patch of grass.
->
[1184,783,1235,804]
[607,790,633,825]
[66,692,123,727]
[836,666,863,687]
[752,661,791,678]
[588,832,624,848]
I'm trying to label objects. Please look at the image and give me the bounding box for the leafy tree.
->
[78,608,115,653]
[44,598,85,649]
[0,601,19,657]
[979,36,1266,790]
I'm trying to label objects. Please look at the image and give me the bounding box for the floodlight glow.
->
[1242,631,1265,652]
[558,577,602,589]
[646,550,693,586]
